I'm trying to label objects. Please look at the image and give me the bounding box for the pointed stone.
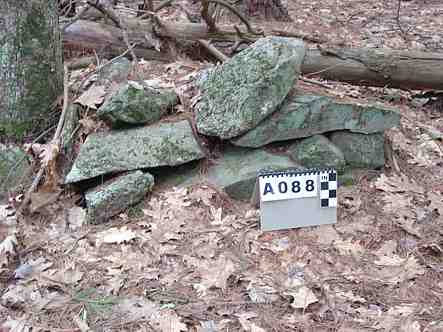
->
[195,36,306,139]
[65,120,205,183]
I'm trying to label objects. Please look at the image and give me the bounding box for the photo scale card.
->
[257,169,337,231]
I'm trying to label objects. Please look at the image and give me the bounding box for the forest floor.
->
[1,0,443,331]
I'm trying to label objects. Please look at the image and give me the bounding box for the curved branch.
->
[206,0,263,35]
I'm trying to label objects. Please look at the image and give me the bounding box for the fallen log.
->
[63,19,443,90]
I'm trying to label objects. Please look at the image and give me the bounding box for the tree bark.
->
[0,0,63,140]
[63,19,443,91]
[301,48,443,91]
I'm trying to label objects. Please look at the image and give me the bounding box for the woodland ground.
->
[1,0,443,331]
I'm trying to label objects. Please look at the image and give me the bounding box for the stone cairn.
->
[60,37,400,223]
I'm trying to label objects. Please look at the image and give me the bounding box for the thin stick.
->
[18,65,70,213]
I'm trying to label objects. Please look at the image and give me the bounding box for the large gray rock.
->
[232,93,401,147]
[158,146,299,201]
[65,120,205,183]
[85,171,154,223]
[195,36,306,139]
[329,131,385,168]
[97,82,178,128]
[287,135,346,172]
[0,144,31,199]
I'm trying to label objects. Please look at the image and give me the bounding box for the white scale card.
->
[257,169,337,231]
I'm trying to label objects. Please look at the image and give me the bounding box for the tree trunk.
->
[0,0,63,140]
[64,19,443,91]
[300,48,443,91]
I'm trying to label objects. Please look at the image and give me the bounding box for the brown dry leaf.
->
[115,297,187,332]
[67,207,86,231]
[399,320,421,332]
[96,226,138,245]
[287,285,318,309]
[373,173,424,194]
[428,191,443,216]
[78,116,97,136]
[334,239,365,258]
[1,315,40,332]
[0,234,18,267]
[185,255,236,293]
[382,194,421,236]
[372,255,425,283]
[237,313,266,332]
[74,84,106,109]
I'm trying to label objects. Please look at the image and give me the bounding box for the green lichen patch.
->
[194,36,306,139]
[65,120,205,184]
[287,135,346,172]
[97,82,178,128]
[85,171,154,224]
[232,93,401,148]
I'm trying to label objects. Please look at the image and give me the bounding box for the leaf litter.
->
[3,0,443,330]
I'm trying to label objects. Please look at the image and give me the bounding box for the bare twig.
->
[86,0,121,28]
[206,0,263,35]
[201,0,217,32]
[299,76,331,89]
[395,0,408,41]
[18,65,70,213]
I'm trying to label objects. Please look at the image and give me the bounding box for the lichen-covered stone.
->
[85,171,154,224]
[329,131,385,168]
[96,57,131,86]
[97,82,178,128]
[65,120,205,183]
[160,146,299,201]
[0,144,32,199]
[194,36,306,139]
[287,135,346,172]
[232,93,401,147]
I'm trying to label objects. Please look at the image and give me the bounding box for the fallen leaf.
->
[96,226,137,245]
[0,234,18,267]
[74,84,106,109]
[287,285,318,309]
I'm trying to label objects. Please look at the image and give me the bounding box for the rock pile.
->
[63,36,400,223]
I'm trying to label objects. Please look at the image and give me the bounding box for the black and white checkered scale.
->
[319,170,337,208]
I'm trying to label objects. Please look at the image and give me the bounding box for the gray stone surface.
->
[96,57,131,86]
[65,120,205,183]
[97,82,178,128]
[0,144,31,199]
[195,36,306,139]
[85,171,154,224]
[232,93,401,147]
[329,131,385,168]
[287,135,346,172]
[158,146,299,201]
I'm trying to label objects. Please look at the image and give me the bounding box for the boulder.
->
[85,171,154,223]
[158,146,299,201]
[287,135,346,172]
[65,120,205,183]
[0,144,31,199]
[97,82,178,128]
[329,131,385,169]
[232,93,401,147]
[194,36,306,139]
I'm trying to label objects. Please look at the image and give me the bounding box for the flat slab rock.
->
[86,171,154,223]
[195,36,306,139]
[97,81,178,128]
[65,120,205,183]
[232,93,401,147]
